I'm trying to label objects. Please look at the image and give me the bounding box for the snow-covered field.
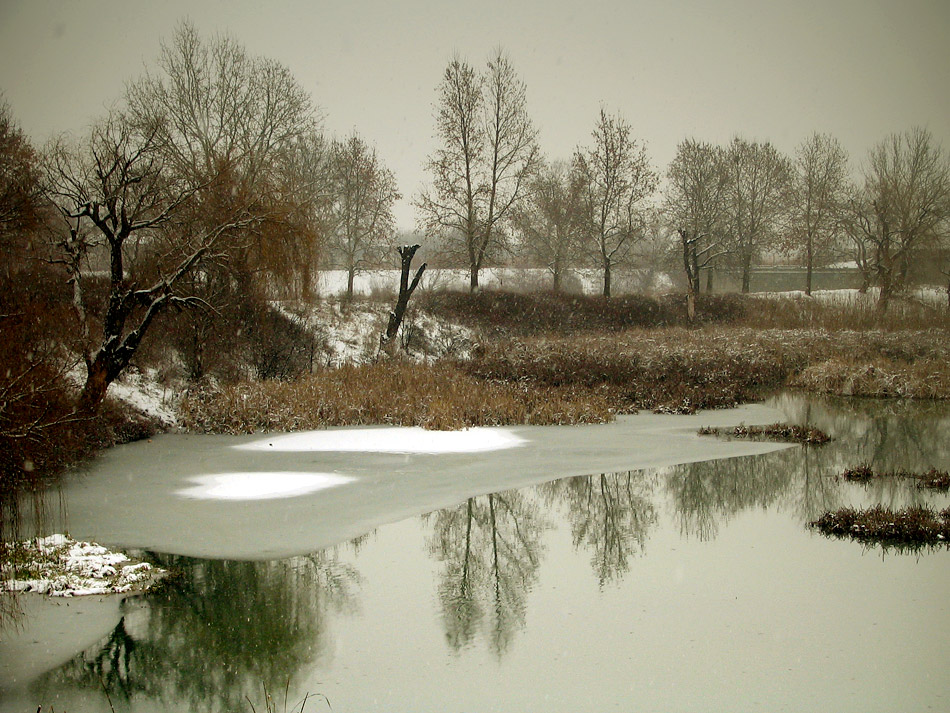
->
[751,285,947,306]
[312,267,673,297]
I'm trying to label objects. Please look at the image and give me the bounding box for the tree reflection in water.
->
[32,544,362,712]
[546,471,657,586]
[425,491,548,656]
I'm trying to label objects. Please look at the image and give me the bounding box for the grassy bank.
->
[180,325,950,432]
[177,290,950,433]
[180,361,613,433]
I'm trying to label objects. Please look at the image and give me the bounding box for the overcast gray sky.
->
[1,0,948,230]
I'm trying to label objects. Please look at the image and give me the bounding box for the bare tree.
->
[787,133,850,295]
[126,22,324,295]
[721,137,793,293]
[327,133,400,299]
[510,159,580,291]
[380,244,426,355]
[846,127,950,312]
[664,139,728,319]
[416,49,539,291]
[42,111,261,412]
[573,108,658,297]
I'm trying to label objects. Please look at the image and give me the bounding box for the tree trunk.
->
[382,245,426,354]
[603,262,611,298]
[469,264,479,292]
[346,267,356,300]
[741,254,752,294]
[805,238,814,296]
[77,354,112,415]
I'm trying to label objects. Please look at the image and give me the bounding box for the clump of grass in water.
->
[698,423,831,445]
[841,465,950,491]
[810,505,950,548]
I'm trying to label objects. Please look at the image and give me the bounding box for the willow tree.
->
[417,49,539,290]
[126,21,326,296]
[43,24,325,412]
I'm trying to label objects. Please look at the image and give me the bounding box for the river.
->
[1,393,948,712]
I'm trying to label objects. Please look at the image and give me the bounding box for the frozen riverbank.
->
[51,404,790,560]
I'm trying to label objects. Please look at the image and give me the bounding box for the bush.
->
[419,289,748,335]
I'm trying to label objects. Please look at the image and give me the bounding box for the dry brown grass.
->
[465,327,950,409]
[180,323,950,433]
[178,290,950,434]
[811,505,950,548]
[179,361,613,433]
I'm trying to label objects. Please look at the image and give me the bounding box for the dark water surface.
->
[3,393,949,712]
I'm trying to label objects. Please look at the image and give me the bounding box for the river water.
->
[2,393,949,712]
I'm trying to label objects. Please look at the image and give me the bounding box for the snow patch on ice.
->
[176,471,355,500]
[235,426,526,454]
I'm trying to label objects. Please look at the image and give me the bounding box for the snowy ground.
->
[312,267,672,297]
[101,299,474,425]
[2,534,163,597]
[98,284,949,430]
[751,285,948,306]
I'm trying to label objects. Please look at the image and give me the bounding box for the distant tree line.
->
[418,52,950,313]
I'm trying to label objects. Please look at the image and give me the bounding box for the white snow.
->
[3,535,162,597]
[234,425,526,454]
[176,471,355,500]
[107,367,179,426]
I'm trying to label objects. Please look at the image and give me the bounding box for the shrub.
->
[419,289,748,335]
[811,506,950,548]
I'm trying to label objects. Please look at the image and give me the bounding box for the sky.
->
[1,0,948,231]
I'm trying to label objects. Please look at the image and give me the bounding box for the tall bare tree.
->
[664,139,728,319]
[787,133,850,295]
[327,133,400,299]
[846,127,950,312]
[510,159,580,291]
[721,137,792,293]
[573,108,658,297]
[417,49,539,291]
[126,22,324,294]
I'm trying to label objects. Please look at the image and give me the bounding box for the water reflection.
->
[545,472,657,586]
[30,545,362,712]
[14,393,950,709]
[425,492,548,656]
